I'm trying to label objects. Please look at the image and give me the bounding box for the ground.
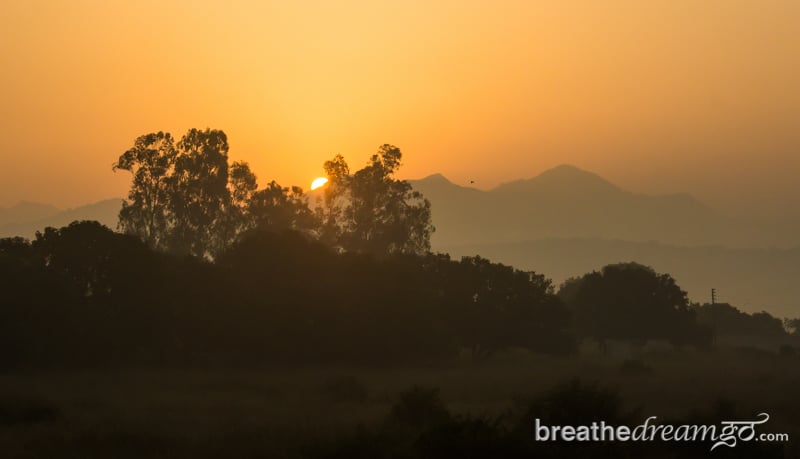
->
[1,349,798,458]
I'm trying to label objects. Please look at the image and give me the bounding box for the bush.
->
[389,386,451,428]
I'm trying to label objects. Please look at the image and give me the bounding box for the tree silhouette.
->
[248,181,318,233]
[114,128,322,258]
[694,302,787,342]
[113,131,177,250]
[115,133,433,258]
[559,262,709,349]
[318,154,351,247]
[432,255,574,359]
[168,128,231,257]
[319,145,434,255]
[218,160,259,246]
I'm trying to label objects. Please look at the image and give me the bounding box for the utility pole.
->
[711,288,716,305]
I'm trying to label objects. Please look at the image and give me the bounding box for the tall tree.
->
[115,128,323,257]
[169,128,232,257]
[112,132,177,250]
[218,160,259,248]
[320,145,434,255]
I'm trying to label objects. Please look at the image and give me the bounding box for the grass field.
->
[1,349,799,458]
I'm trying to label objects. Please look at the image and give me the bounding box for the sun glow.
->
[310,177,329,191]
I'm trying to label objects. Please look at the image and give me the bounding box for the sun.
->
[310,177,329,191]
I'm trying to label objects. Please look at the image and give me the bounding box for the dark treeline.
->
[0,223,574,367]
[1,128,798,369]
[6,222,788,366]
[1,221,795,368]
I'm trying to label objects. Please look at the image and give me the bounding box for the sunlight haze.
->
[1,0,798,217]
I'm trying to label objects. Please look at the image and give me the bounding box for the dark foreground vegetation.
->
[1,355,799,458]
[1,129,799,456]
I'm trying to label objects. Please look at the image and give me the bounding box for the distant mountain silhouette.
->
[0,199,121,239]
[408,165,800,317]
[0,201,61,227]
[410,165,798,248]
[492,164,622,195]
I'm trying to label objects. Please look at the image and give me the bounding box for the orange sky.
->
[1,0,798,217]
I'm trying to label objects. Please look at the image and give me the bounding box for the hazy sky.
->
[1,0,798,217]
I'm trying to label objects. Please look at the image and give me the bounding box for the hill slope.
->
[410,165,798,248]
[0,199,121,239]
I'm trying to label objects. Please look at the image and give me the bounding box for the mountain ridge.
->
[408,164,738,248]
[1,164,795,248]
[0,199,122,239]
